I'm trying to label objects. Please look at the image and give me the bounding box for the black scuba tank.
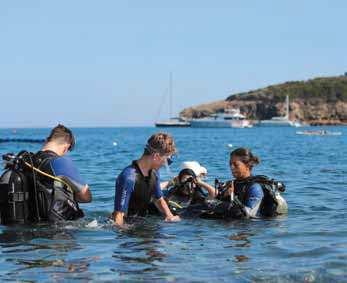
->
[0,153,35,224]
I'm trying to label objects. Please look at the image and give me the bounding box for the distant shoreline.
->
[1,124,347,130]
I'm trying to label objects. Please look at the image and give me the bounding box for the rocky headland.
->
[180,76,347,125]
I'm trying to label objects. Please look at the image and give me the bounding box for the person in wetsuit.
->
[112,132,180,227]
[34,124,92,221]
[217,147,264,218]
[162,161,217,215]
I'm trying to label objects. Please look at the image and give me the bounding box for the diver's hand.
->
[224,181,234,197]
[194,177,206,187]
[165,215,181,222]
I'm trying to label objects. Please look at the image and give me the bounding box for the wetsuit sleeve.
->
[114,168,136,212]
[153,171,163,200]
[243,183,264,217]
[50,156,86,192]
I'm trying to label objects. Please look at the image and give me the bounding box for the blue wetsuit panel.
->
[245,183,263,209]
[50,156,86,191]
[153,171,163,199]
[114,166,136,213]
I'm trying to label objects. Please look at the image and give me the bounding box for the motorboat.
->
[190,108,252,128]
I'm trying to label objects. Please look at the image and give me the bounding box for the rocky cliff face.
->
[180,76,347,125]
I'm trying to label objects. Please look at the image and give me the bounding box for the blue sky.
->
[0,1,346,127]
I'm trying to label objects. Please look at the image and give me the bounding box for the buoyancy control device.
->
[0,151,83,225]
[203,175,288,219]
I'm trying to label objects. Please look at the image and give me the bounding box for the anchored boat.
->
[190,108,252,128]
[257,95,302,127]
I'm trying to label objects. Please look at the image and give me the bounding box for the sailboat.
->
[257,95,302,127]
[155,74,191,128]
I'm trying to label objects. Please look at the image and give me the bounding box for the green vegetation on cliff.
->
[181,75,347,123]
[228,76,347,103]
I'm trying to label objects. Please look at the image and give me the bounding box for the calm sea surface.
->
[0,127,346,282]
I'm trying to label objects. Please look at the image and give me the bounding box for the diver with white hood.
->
[161,161,217,216]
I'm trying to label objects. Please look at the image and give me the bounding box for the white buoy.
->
[227,143,233,148]
[113,142,118,146]
[86,219,98,228]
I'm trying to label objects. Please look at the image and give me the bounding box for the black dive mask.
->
[178,177,195,196]
[166,156,174,166]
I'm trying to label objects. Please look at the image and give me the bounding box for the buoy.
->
[227,143,233,148]
[86,219,98,228]
[113,142,117,146]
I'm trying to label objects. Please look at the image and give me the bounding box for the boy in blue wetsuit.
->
[113,133,180,226]
[34,124,92,221]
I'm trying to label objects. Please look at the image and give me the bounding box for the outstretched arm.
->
[58,176,92,203]
[155,197,180,222]
[52,157,92,203]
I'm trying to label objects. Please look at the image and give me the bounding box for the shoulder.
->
[50,156,76,170]
[152,169,160,179]
[117,165,137,183]
[248,183,264,197]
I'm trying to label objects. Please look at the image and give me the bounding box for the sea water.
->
[0,127,346,282]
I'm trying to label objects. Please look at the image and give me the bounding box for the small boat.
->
[296,130,342,136]
[155,117,191,127]
[257,96,302,127]
[190,108,252,128]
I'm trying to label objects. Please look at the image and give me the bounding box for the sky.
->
[0,1,346,127]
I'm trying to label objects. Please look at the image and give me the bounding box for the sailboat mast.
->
[285,95,289,119]
[169,72,173,119]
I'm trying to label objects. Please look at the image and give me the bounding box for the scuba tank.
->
[0,152,38,224]
[274,192,288,215]
[248,175,288,216]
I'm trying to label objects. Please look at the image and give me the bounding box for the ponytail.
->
[230,148,260,169]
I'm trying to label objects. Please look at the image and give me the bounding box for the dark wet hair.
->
[46,124,75,151]
[230,147,260,169]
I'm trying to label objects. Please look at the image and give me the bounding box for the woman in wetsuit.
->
[218,147,264,218]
